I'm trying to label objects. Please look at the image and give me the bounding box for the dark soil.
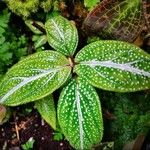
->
[0,107,73,150]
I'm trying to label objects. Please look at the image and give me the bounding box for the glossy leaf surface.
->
[45,14,78,56]
[83,0,143,42]
[0,51,71,106]
[35,95,56,130]
[75,41,150,92]
[58,78,103,149]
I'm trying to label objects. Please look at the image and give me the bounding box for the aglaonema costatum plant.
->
[0,13,150,150]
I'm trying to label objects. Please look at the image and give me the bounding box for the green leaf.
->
[25,20,45,34]
[0,9,10,31]
[21,137,35,150]
[0,51,71,106]
[75,41,150,92]
[35,95,56,130]
[58,78,103,150]
[0,75,3,83]
[45,14,78,56]
[34,35,47,49]
[83,0,143,42]
[84,0,100,11]
[53,131,63,141]
[0,36,5,45]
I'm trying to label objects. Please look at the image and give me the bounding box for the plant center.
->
[68,57,74,68]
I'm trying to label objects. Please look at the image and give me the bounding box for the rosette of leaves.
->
[83,0,143,42]
[0,14,150,149]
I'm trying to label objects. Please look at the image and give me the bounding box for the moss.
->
[6,0,39,18]
[5,0,54,18]
[40,0,54,12]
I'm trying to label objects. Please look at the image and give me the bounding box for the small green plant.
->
[107,93,150,149]
[25,20,47,51]
[0,8,27,75]
[53,131,63,141]
[21,137,35,150]
[0,13,150,149]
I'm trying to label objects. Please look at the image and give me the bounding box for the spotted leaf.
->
[0,51,71,106]
[35,95,56,130]
[142,0,150,31]
[58,78,103,150]
[83,0,143,42]
[45,14,78,56]
[75,41,150,92]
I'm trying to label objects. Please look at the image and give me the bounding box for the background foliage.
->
[0,0,150,149]
[0,8,27,75]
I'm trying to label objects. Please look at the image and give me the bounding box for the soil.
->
[0,106,73,150]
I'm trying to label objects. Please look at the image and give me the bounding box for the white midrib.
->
[76,84,84,150]
[0,68,61,103]
[51,19,64,40]
[81,60,150,77]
